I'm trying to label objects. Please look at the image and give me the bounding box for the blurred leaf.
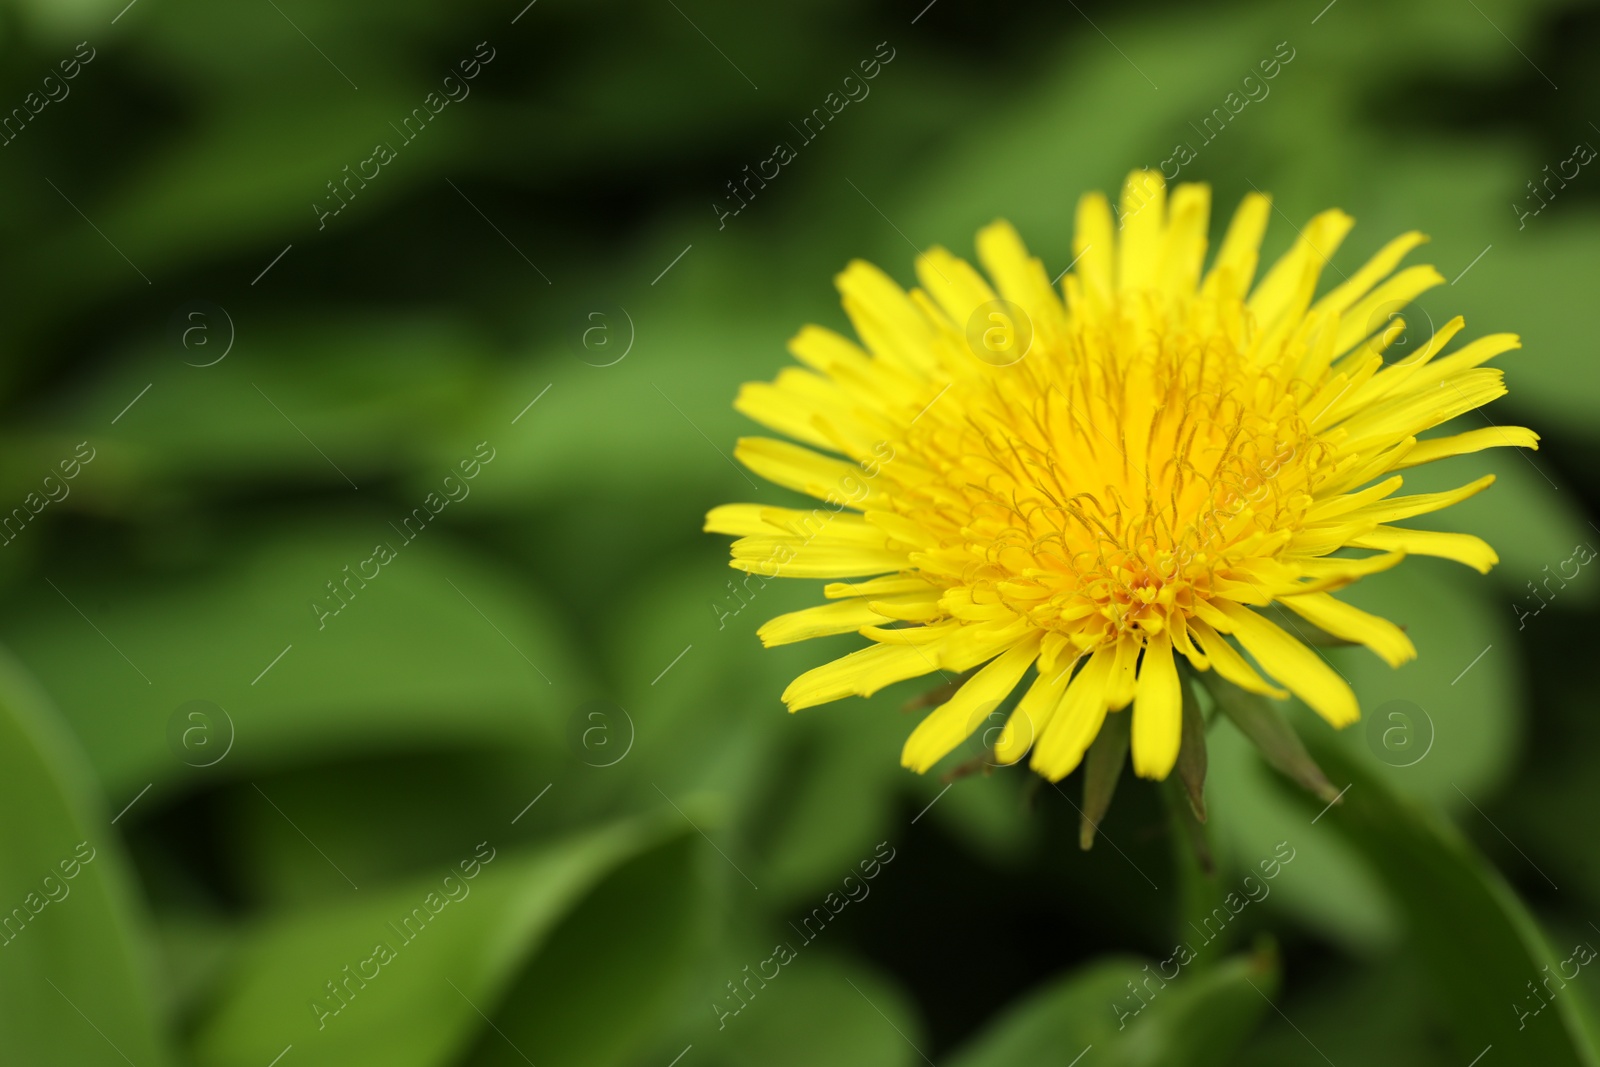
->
[223,750,569,908]
[0,529,581,797]
[1295,740,1600,1064]
[605,553,911,904]
[190,816,692,1067]
[947,945,1278,1067]
[466,305,806,506]
[461,834,706,1067]
[602,552,794,819]
[1205,720,1399,951]
[1337,559,1522,806]
[45,317,495,499]
[34,86,468,295]
[1234,951,1456,1067]
[155,912,235,1031]
[757,718,900,903]
[1448,218,1600,440]
[0,647,174,1066]
[715,954,922,1067]
[1208,557,1523,950]
[925,768,1037,868]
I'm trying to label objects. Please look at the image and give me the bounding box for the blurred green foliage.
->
[1,0,1599,1063]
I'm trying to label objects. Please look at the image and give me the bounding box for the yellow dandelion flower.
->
[707,171,1536,785]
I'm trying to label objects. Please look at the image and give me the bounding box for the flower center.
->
[882,303,1329,648]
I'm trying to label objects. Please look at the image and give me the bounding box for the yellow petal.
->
[1403,333,1521,394]
[1105,633,1141,711]
[1117,170,1167,292]
[1070,191,1116,304]
[759,599,899,647]
[975,220,1065,348]
[1395,426,1539,469]
[1201,191,1270,302]
[916,246,998,335]
[787,324,872,377]
[1131,634,1182,780]
[1156,182,1211,296]
[1348,526,1498,573]
[901,636,1039,773]
[1189,618,1287,699]
[1339,474,1495,526]
[1332,264,1445,356]
[1334,368,1506,448]
[705,503,780,536]
[731,538,906,579]
[994,659,1075,766]
[1284,551,1407,594]
[734,437,884,507]
[1216,601,1359,727]
[1248,209,1354,333]
[837,260,940,376]
[1277,591,1417,668]
[1031,644,1117,781]
[1312,230,1427,319]
[734,370,844,450]
[782,643,940,711]
[824,574,933,599]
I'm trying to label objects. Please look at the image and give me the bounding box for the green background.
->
[0,0,1598,1063]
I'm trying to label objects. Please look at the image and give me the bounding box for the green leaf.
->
[1289,741,1600,1065]
[50,318,494,498]
[1232,950,1457,1067]
[603,556,913,903]
[1205,721,1399,951]
[0,530,582,797]
[459,835,706,1067]
[1438,218,1600,440]
[947,945,1279,1067]
[190,817,692,1067]
[1205,559,1524,951]
[716,955,923,1067]
[1336,559,1521,807]
[919,767,1039,869]
[463,309,811,507]
[0,647,174,1066]
[219,749,569,908]
[757,720,900,902]
[1165,775,1222,946]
